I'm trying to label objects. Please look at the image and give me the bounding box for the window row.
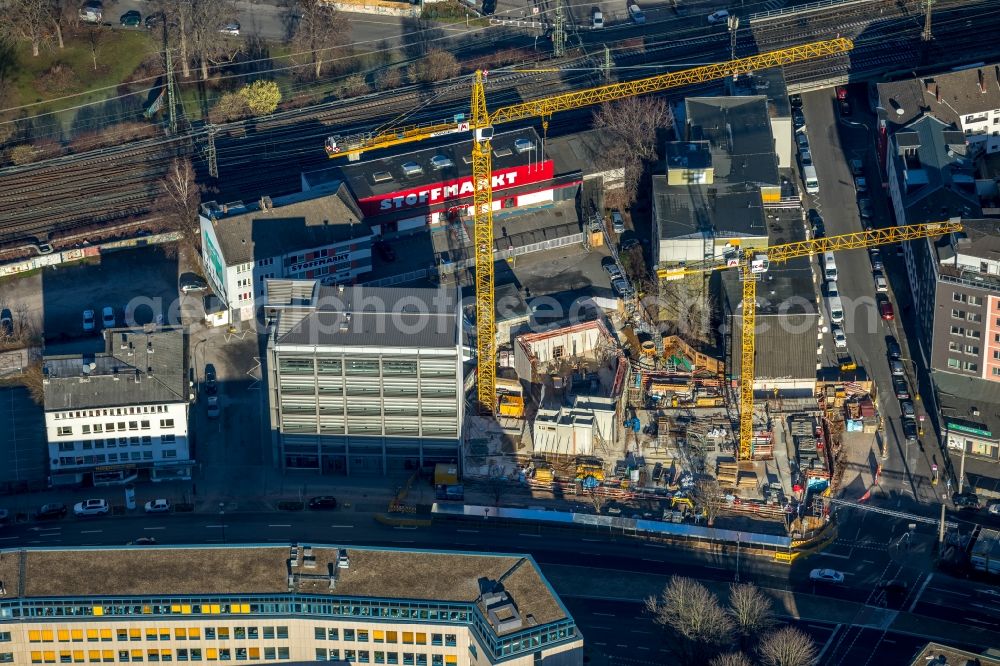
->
[28,627,287,643]
[53,406,170,420]
[30,648,289,663]
[313,629,455,646]
[315,650,459,665]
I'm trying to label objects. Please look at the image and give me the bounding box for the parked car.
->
[0,308,12,337]
[796,132,809,150]
[988,500,1000,515]
[79,1,102,23]
[826,281,839,298]
[952,492,981,511]
[74,499,109,516]
[611,209,625,233]
[789,94,803,109]
[849,159,864,176]
[219,22,240,35]
[833,326,847,349]
[839,98,851,116]
[83,309,96,332]
[627,4,645,23]
[481,0,496,14]
[101,306,115,329]
[892,377,910,400]
[858,197,873,220]
[869,247,884,271]
[612,278,632,298]
[308,496,338,510]
[179,273,208,293]
[900,400,915,420]
[144,499,171,514]
[603,262,623,279]
[836,86,848,101]
[799,149,813,166]
[205,364,218,395]
[854,176,868,193]
[206,395,220,419]
[873,271,888,293]
[890,358,905,377]
[35,503,68,520]
[592,8,604,28]
[809,568,845,584]
[120,10,141,27]
[0,509,9,525]
[886,336,901,359]
[902,419,918,441]
[707,9,730,23]
[792,108,805,128]
[808,209,825,237]
[878,295,894,320]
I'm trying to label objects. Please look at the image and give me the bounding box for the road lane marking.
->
[205,524,226,528]
[815,624,842,664]
[908,573,932,613]
[817,552,851,559]
[0,537,19,541]
[457,529,479,533]
[594,642,607,646]
[394,526,417,530]
[80,530,103,534]
[591,626,612,630]
[593,612,615,617]
[642,558,661,562]
[330,525,353,528]
[518,533,541,537]
[267,524,291,528]
[143,527,166,531]
[631,630,651,634]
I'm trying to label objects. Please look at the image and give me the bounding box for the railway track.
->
[1,0,997,249]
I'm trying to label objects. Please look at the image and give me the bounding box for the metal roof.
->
[653,180,767,241]
[42,328,187,411]
[271,282,460,350]
[684,96,780,187]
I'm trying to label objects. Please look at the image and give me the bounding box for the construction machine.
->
[325,39,855,414]
[658,221,963,461]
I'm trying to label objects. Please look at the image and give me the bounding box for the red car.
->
[878,295,894,321]
[836,86,848,100]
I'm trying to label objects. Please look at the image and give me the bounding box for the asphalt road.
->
[800,87,943,510]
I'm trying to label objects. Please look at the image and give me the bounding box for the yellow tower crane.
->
[325,38,855,413]
[657,220,963,460]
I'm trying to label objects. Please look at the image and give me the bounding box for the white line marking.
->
[591,626,612,630]
[267,524,291,528]
[518,533,542,537]
[594,642,607,646]
[80,530,103,533]
[0,537,19,541]
[393,526,417,530]
[909,573,932,613]
[642,558,661,562]
[392,540,415,544]
[637,646,650,651]
[646,544,666,548]
[816,624,842,664]
[883,639,896,644]
[457,529,479,533]
[817,552,851,559]
[583,538,601,542]
[205,524,226,528]
[594,612,615,617]
[807,624,830,629]
[631,630,652,634]
[143,527,166,531]
[330,524,353,529]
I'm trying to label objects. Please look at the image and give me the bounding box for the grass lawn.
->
[7,28,155,116]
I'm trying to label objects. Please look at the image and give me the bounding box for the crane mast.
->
[324,38,857,415]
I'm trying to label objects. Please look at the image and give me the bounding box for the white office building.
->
[42,327,192,486]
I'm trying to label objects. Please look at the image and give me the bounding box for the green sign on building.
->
[946,420,992,438]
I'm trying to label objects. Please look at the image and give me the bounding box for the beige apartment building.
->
[0,545,582,666]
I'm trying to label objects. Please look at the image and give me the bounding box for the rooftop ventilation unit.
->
[430,155,454,170]
[513,138,535,154]
[402,162,424,177]
[493,147,513,158]
[372,171,394,184]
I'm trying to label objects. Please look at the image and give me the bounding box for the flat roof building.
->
[199,186,370,324]
[42,327,192,486]
[265,280,464,474]
[0,544,582,666]
[654,97,781,270]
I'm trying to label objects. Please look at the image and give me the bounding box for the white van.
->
[823,252,838,281]
[828,296,844,324]
[803,165,819,194]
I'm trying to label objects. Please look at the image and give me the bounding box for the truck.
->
[802,165,819,194]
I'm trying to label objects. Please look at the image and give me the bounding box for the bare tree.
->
[289,0,351,79]
[658,274,715,343]
[48,0,77,49]
[160,0,238,81]
[84,25,110,71]
[20,362,45,405]
[593,96,672,208]
[407,49,460,84]
[647,576,734,664]
[728,583,776,649]
[710,653,753,666]
[2,0,54,57]
[757,627,817,666]
[694,477,725,527]
[156,157,202,256]
[586,490,607,516]
[486,475,507,506]
[13,301,39,344]
[374,68,403,92]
